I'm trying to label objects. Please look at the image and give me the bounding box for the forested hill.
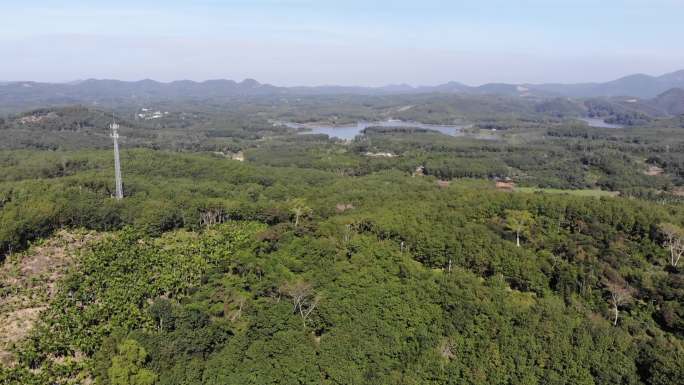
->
[649,88,684,116]
[1,149,683,384]
[2,69,684,112]
[1,87,684,384]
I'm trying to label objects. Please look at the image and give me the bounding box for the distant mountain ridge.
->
[531,70,684,98]
[1,70,684,111]
[648,87,684,115]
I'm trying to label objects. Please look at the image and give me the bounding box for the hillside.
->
[529,70,684,98]
[4,1,684,384]
[649,88,684,116]
[2,93,684,385]
[2,70,684,112]
[0,150,683,384]
[0,230,98,365]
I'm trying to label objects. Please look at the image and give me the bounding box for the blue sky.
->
[1,0,683,85]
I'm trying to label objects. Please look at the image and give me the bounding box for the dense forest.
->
[1,93,684,384]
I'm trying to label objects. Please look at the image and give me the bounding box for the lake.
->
[279,120,470,140]
[578,117,624,129]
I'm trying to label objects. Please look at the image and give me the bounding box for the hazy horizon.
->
[3,66,684,89]
[2,0,684,86]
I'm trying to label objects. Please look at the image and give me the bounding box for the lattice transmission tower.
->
[110,120,124,199]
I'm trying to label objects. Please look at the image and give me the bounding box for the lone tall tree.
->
[280,280,320,327]
[605,280,634,326]
[659,223,684,267]
[505,209,534,247]
[289,198,312,228]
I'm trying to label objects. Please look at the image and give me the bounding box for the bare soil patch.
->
[644,165,665,176]
[495,181,516,190]
[0,230,99,365]
[672,187,684,197]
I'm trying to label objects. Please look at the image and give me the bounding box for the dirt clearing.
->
[0,229,99,365]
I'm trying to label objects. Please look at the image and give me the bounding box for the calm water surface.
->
[281,120,470,140]
[578,117,624,129]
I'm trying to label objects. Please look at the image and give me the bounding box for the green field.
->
[515,187,620,197]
